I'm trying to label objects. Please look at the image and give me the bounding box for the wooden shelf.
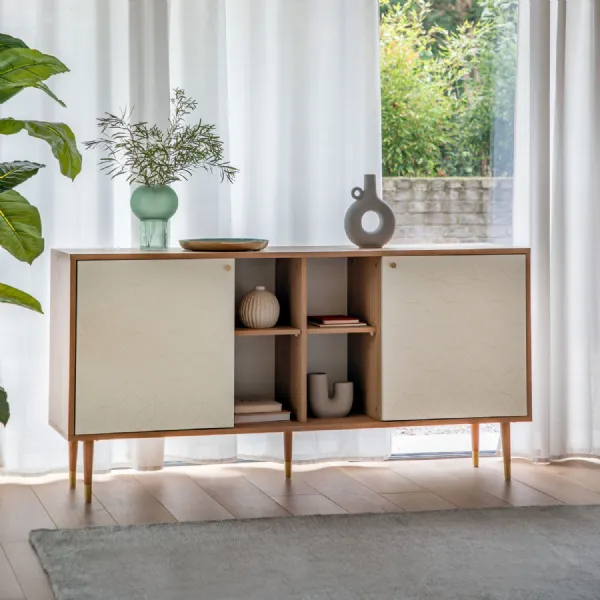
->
[234,414,380,433]
[307,324,376,335]
[235,326,301,337]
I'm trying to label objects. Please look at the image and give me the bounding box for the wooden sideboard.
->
[49,246,531,502]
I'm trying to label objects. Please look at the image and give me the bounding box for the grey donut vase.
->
[345,174,396,248]
[308,373,353,419]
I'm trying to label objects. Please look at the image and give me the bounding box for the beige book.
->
[234,411,291,424]
[234,398,283,414]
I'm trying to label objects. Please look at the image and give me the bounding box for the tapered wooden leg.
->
[501,422,511,481]
[69,440,78,490]
[83,441,94,503]
[284,431,292,479]
[471,424,479,468]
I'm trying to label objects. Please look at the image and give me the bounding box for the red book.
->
[308,321,367,328]
[308,315,361,325]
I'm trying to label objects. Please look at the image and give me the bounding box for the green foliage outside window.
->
[380,0,518,177]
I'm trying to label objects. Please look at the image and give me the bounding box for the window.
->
[381,0,518,245]
[381,0,519,456]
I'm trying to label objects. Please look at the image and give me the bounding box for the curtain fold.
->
[513,0,600,461]
[166,0,390,466]
[0,0,389,475]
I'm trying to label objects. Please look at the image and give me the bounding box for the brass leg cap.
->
[84,484,92,504]
[69,471,76,490]
[284,461,292,479]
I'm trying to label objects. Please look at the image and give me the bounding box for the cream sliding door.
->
[75,259,235,435]
[381,255,528,421]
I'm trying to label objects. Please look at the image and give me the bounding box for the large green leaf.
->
[0,161,45,192]
[0,387,8,427]
[34,82,66,108]
[0,78,66,106]
[0,47,68,93]
[0,119,82,179]
[0,281,42,313]
[0,82,68,107]
[0,86,21,104]
[0,37,66,106]
[0,189,43,263]
[0,34,28,52]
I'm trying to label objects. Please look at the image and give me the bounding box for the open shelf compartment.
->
[233,256,381,426]
[234,257,306,422]
[305,257,381,420]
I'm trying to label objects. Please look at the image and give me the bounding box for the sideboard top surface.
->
[53,244,530,261]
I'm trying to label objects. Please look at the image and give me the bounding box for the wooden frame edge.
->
[60,247,531,262]
[68,256,77,437]
[526,250,532,419]
[71,414,529,442]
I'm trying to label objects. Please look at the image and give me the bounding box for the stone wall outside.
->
[382,177,513,244]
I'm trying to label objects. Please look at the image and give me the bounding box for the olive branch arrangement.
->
[84,88,238,186]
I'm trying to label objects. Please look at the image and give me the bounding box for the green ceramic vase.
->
[130,185,179,249]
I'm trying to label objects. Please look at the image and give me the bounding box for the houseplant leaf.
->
[0,79,67,106]
[0,281,42,313]
[0,33,27,51]
[0,80,66,106]
[0,189,44,263]
[0,47,68,92]
[33,82,66,108]
[0,119,82,179]
[0,46,67,104]
[0,37,66,106]
[0,87,21,104]
[0,387,8,427]
[0,161,45,192]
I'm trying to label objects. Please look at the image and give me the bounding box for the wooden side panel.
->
[381,254,528,421]
[526,251,532,420]
[347,257,382,419]
[75,259,235,435]
[48,251,74,439]
[275,258,307,422]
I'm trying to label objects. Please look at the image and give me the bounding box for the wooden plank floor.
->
[2,457,600,599]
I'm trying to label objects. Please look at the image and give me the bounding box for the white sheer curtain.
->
[0,0,390,475]
[513,0,600,461]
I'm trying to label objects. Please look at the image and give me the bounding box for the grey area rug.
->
[31,506,600,600]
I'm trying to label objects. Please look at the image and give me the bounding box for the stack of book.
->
[307,315,367,328]
[234,397,291,424]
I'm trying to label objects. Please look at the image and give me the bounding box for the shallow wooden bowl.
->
[179,238,269,252]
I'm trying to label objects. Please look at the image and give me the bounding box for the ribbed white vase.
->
[239,286,280,328]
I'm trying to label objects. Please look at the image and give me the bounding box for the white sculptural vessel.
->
[308,373,353,418]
